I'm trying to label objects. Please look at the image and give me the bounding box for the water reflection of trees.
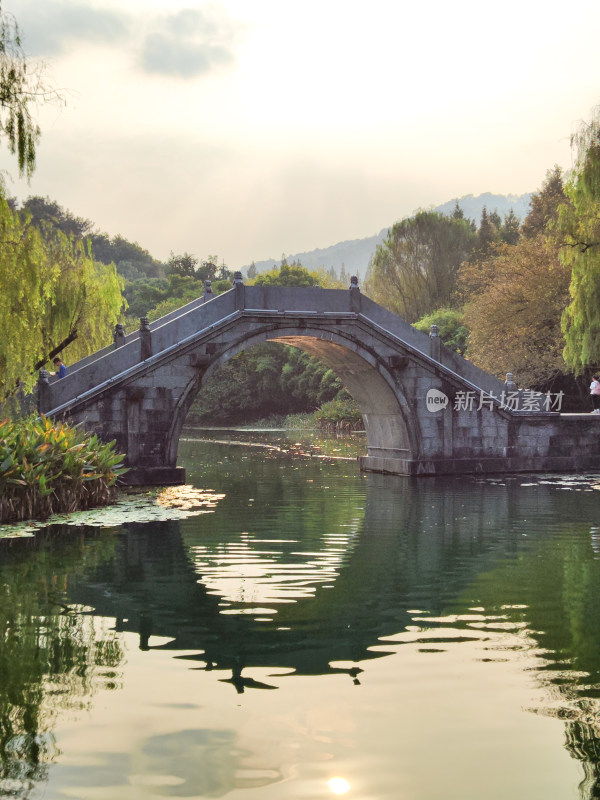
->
[445,487,600,800]
[0,528,123,798]
[3,467,600,796]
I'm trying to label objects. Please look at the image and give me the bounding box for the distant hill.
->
[243,192,532,281]
[434,192,532,223]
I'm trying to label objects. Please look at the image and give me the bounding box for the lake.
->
[1,428,600,799]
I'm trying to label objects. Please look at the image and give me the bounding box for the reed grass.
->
[0,416,127,523]
[314,397,364,432]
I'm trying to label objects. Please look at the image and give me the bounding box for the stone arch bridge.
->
[38,276,600,484]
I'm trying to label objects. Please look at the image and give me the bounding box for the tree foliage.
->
[521,166,565,239]
[22,196,93,238]
[252,260,322,287]
[190,343,345,424]
[559,111,600,373]
[0,195,123,398]
[365,211,476,322]
[413,308,469,355]
[90,232,164,279]
[460,236,570,386]
[19,197,165,280]
[0,9,62,177]
[454,169,570,388]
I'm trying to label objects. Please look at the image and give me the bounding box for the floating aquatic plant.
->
[0,485,225,538]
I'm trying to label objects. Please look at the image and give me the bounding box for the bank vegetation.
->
[0,416,126,524]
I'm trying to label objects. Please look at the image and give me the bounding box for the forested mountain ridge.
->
[242,192,533,280]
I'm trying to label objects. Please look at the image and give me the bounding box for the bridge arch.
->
[166,324,418,467]
[39,282,600,481]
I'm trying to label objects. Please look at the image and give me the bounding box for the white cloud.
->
[3,0,600,268]
[139,6,244,78]
[11,0,130,56]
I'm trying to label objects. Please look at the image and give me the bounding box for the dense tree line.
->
[458,167,570,388]
[3,0,599,420]
[364,114,600,406]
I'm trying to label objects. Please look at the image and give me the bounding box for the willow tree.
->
[365,211,476,322]
[0,196,124,398]
[36,221,124,365]
[0,7,61,178]
[0,195,49,395]
[560,110,600,373]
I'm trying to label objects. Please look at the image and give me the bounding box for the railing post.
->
[429,324,441,362]
[113,323,125,348]
[505,372,517,392]
[37,369,50,413]
[203,280,213,302]
[349,275,361,313]
[233,271,245,311]
[140,316,152,361]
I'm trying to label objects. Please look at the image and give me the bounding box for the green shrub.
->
[413,308,469,355]
[314,395,363,431]
[0,416,127,523]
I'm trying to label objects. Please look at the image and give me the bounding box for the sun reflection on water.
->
[328,776,351,794]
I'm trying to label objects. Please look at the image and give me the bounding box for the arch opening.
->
[169,327,416,468]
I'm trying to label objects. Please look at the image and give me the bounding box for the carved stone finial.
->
[140,317,152,360]
[349,275,361,312]
[505,372,517,391]
[204,280,213,297]
[233,271,244,285]
[38,369,49,386]
[114,323,125,348]
[430,324,439,338]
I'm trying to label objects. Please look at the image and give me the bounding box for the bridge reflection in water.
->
[2,441,600,797]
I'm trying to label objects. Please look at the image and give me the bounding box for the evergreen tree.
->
[452,201,465,220]
[476,207,499,256]
[500,209,521,245]
[521,166,565,239]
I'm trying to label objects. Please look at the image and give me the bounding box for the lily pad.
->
[0,485,226,538]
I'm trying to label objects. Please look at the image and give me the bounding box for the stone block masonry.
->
[38,278,600,484]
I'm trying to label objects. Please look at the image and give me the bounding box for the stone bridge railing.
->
[35,275,600,483]
[40,276,509,417]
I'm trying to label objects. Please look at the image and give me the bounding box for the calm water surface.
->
[2,429,600,799]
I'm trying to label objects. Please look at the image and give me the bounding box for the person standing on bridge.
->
[51,356,67,379]
[590,374,600,414]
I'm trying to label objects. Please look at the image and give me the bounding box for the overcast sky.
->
[4,0,600,268]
